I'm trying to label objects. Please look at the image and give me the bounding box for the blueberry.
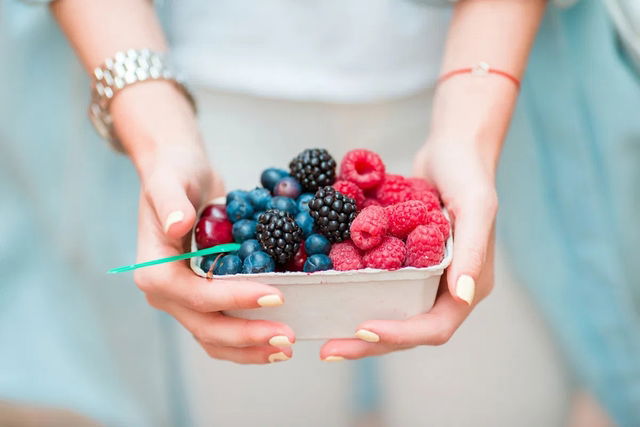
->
[274,177,302,199]
[213,255,242,275]
[226,198,254,222]
[268,196,298,215]
[297,193,314,212]
[305,233,331,255]
[303,254,333,272]
[242,251,276,274]
[295,211,314,238]
[238,239,263,260]
[200,255,218,273]
[261,168,289,192]
[226,190,250,205]
[248,187,272,211]
[232,219,257,243]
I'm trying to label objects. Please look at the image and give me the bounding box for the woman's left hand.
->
[318,0,544,361]
[320,137,498,360]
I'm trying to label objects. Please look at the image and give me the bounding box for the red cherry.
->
[200,204,228,221]
[195,216,233,249]
[285,245,308,272]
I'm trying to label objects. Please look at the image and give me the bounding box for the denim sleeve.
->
[17,0,55,4]
[408,0,581,7]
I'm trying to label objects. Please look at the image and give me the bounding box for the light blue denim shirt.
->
[499,1,640,425]
[0,2,189,426]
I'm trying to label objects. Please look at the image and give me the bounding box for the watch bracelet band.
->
[88,49,197,153]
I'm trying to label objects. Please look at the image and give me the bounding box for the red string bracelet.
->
[437,62,520,90]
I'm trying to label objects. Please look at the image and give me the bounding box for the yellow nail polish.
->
[323,356,345,362]
[456,274,475,305]
[355,329,380,343]
[269,335,293,347]
[257,295,283,307]
[268,352,290,363]
[164,211,184,233]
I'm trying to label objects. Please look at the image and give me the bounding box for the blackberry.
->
[289,148,337,192]
[256,209,304,264]
[308,186,357,243]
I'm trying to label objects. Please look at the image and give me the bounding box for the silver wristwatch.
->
[88,49,196,153]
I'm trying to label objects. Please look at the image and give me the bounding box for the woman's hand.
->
[318,0,543,361]
[114,82,295,364]
[320,137,497,360]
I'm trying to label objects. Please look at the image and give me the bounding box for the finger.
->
[135,265,285,312]
[319,339,396,361]
[412,145,429,177]
[166,302,295,348]
[322,291,472,359]
[144,173,197,240]
[446,190,497,306]
[200,343,293,365]
[357,291,471,346]
[211,169,226,199]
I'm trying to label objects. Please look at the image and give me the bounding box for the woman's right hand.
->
[113,82,295,364]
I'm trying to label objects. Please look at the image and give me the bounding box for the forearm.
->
[51,0,165,71]
[51,0,201,175]
[430,0,546,170]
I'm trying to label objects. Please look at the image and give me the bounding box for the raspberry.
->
[329,241,364,271]
[407,177,441,209]
[333,180,365,208]
[374,174,413,206]
[363,187,378,199]
[408,177,437,194]
[405,225,445,268]
[340,149,386,190]
[363,236,406,270]
[350,206,388,250]
[387,200,429,239]
[409,189,441,212]
[361,198,382,208]
[426,209,450,240]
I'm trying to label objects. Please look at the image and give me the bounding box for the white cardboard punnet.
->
[190,199,452,340]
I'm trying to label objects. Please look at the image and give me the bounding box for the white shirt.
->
[604,0,640,74]
[168,0,452,102]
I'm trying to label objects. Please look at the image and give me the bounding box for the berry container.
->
[191,198,453,340]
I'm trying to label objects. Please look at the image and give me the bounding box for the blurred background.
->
[1,0,639,426]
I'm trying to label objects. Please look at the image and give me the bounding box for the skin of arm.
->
[321,0,546,360]
[51,0,297,365]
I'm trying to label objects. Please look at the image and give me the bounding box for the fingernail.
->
[268,352,290,363]
[257,294,283,307]
[323,355,345,362]
[164,211,184,233]
[355,329,380,343]
[456,274,476,305]
[269,335,293,347]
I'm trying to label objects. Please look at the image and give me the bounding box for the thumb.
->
[446,194,496,306]
[145,174,198,241]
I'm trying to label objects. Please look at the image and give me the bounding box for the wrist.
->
[427,76,517,169]
[110,80,205,175]
[423,135,500,180]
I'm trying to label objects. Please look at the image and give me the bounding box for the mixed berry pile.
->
[194,148,450,276]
